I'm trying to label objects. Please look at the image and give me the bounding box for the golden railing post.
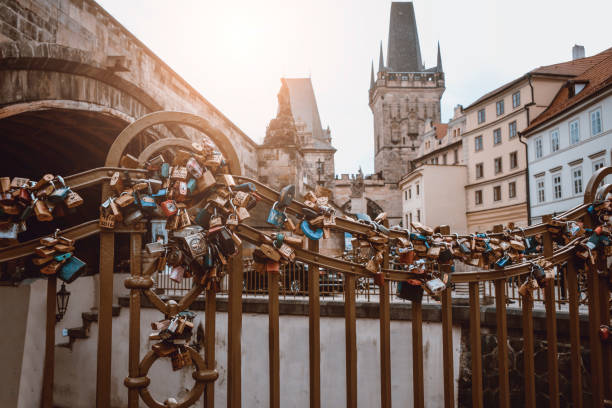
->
[227,245,243,408]
[344,273,357,408]
[41,275,56,408]
[412,297,424,408]
[204,288,216,408]
[126,233,142,408]
[566,260,583,408]
[308,239,320,408]
[96,231,115,408]
[380,238,391,408]
[268,270,280,408]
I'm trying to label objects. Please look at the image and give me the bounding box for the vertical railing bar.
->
[344,273,357,408]
[379,254,391,408]
[227,246,243,408]
[587,260,604,407]
[268,271,280,408]
[96,231,115,408]
[204,287,216,408]
[469,282,483,408]
[543,231,560,408]
[308,239,321,408]
[41,275,56,408]
[566,260,583,408]
[597,253,612,400]
[522,287,536,408]
[412,298,424,408]
[441,285,454,408]
[495,279,510,408]
[127,233,142,408]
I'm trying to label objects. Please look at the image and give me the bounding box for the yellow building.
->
[462,56,593,232]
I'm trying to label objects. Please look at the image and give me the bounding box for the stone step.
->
[57,305,122,349]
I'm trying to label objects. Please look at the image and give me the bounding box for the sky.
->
[96,0,612,175]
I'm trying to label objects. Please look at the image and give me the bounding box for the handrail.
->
[64,167,148,191]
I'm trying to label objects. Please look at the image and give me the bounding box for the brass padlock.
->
[171,166,188,180]
[65,191,83,208]
[10,177,29,188]
[233,191,250,207]
[177,209,191,229]
[323,214,336,227]
[260,243,281,261]
[236,206,250,221]
[165,214,180,231]
[226,213,239,227]
[34,200,53,221]
[110,172,123,193]
[40,260,62,275]
[278,243,295,261]
[114,192,134,208]
[35,246,56,257]
[209,214,223,228]
[197,169,217,192]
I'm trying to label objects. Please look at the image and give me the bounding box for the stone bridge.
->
[0,0,259,177]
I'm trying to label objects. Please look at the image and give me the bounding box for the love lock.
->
[267,202,286,228]
[300,220,323,241]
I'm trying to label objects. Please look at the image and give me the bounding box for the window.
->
[509,182,516,198]
[404,191,408,200]
[493,128,502,145]
[496,100,504,116]
[417,209,421,222]
[593,158,605,172]
[590,108,602,135]
[409,213,413,225]
[416,184,420,195]
[550,129,560,152]
[509,121,517,139]
[475,190,483,205]
[443,154,447,165]
[569,119,580,144]
[494,157,502,174]
[476,163,484,178]
[475,135,483,151]
[512,91,520,108]
[510,151,518,169]
[552,173,562,200]
[537,179,545,203]
[493,186,501,201]
[572,167,583,195]
[478,109,486,124]
[535,137,543,158]
[454,149,458,164]
[408,188,412,199]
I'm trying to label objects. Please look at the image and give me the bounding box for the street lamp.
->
[56,283,70,322]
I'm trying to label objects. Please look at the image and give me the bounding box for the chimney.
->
[572,45,585,60]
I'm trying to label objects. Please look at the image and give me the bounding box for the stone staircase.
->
[57,305,122,349]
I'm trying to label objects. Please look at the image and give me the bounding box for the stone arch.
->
[106,111,242,176]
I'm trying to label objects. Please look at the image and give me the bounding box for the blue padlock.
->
[266,202,286,228]
[187,178,198,194]
[495,254,510,268]
[49,187,70,203]
[58,256,86,283]
[234,182,257,192]
[161,163,170,179]
[152,188,167,199]
[137,194,157,208]
[54,252,72,262]
[301,220,323,240]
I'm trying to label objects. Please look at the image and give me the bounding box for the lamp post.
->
[56,283,70,322]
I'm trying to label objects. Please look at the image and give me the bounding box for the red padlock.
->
[600,325,611,343]
[398,248,415,265]
[186,157,203,179]
[175,181,188,202]
[160,200,178,217]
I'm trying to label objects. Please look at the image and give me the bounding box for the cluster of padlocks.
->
[150,309,196,371]
[0,174,83,243]
[34,229,86,282]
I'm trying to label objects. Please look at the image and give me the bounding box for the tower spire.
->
[387,2,423,72]
[378,41,385,72]
[370,60,375,89]
[436,41,443,72]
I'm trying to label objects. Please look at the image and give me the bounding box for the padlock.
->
[115,192,135,208]
[209,212,223,228]
[175,182,189,202]
[226,213,239,227]
[267,202,286,227]
[0,177,11,192]
[58,256,86,283]
[222,174,235,187]
[124,208,144,225]
[186,178,198,195]
[33,255,54,266]
[166,247,185,267]
[284,217,296,232]
[49,185,70,204]
[277,243,295,261]
[54,252,72,262]
[209,226,237,257]
[146,241,165,254]
[40,260,62,275]
[398,248,414,264]
[110,172,124,193]
[234,182,257,192]
[177,209,191,229]
[495,254,510,268]
[40,236,58,246]
[186,157,203,179]
[397,280,423,302]
[35,246,56,257]
[1,202,21,215]
[99,212,115,229]
[54,243,75,253]
[161,200,178,217]
[197,169,217,192]
[171,166,188,180]
[11,177,29,188]
[236,206,250,221]
[120,153,139,168]
[152,341,177,357]
[509,239,525,251]
[427,246,441,258]
[170,265,185,283]
[65,191,83,208]
[259,243,281,262]
[138,194,157,209]
[278,184,295,208]
[424,277,447,296]
[233,191,250,207]
[323,214,336,227]
[301,220,323,241]
[365,258,378,273]
[34,200,53,221]
[182,231,206,258]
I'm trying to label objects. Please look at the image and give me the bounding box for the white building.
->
[522,47,612,223]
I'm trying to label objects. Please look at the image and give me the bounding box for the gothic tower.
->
[369,2,445,183]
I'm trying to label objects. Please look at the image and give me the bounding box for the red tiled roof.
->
[524,48,612,133]
[434,123,448,140]
[465,47,612,110]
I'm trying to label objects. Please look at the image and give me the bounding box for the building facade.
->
[369,2,445,184]
[522,48,612,223]
[399,164,468,233]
